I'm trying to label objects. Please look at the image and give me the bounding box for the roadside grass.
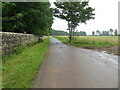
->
[54,36,118,47]
[2,38,50,88]
[0,61,1,90]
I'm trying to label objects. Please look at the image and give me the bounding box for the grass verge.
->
[54,36,118,47]
[2,38,50,88]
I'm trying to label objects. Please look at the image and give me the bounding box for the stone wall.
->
[0,32,38,56]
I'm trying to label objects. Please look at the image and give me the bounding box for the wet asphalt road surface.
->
[33,37,118,88]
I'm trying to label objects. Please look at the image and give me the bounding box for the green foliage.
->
[54,36,118,47]
[14,42,38,55]
[3,38,50,88]
[114,29,118,36]
[2,2,53,37]
[53,36,69,43]
[92,29,118,36]
[51,30,87,36]
[53,1,95,42]
[102,31,110,36]
[96,30,101,36]
[2,41,38,59]
[109,29,113,36]
[92,31,95,36]
[74,31,87,36]
[50,29,69,36]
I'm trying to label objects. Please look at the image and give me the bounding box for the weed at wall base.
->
[2,38,50,88]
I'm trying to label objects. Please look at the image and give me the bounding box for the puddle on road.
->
[51,37,118,69]
[78,48,118,68]
[98,53,118,64]
[95,52,118,69]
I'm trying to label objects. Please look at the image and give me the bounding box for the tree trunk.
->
[73,28,75,40]
[68,21,72,42]
[69,31,72,42]
[69,25,73,42]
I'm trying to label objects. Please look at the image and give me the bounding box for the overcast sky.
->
[50,0,119,35]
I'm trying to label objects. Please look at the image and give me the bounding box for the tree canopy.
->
[50,29,69,36]
[92,29,118,36]
[2,2,53,37]
[54,1,95,42]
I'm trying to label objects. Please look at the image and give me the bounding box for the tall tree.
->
[54,1,95,42]
[79,31,87,36]
[2,2,53,40]
[109,29,113,36]
[114,29,118,36]
[96,30,101,36]
[92,31,95,36]
[105,31,110,36]
[102,31,105,36]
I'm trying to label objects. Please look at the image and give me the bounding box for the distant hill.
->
[50,29,69,36]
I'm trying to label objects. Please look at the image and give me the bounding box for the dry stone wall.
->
[1,32,38,56]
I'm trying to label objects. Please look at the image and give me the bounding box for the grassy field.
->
[2,38,50,88]
[54,36,119,47]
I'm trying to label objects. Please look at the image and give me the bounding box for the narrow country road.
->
[33,37,118,88]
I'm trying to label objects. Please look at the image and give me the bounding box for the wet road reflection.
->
[33,37,118,88]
